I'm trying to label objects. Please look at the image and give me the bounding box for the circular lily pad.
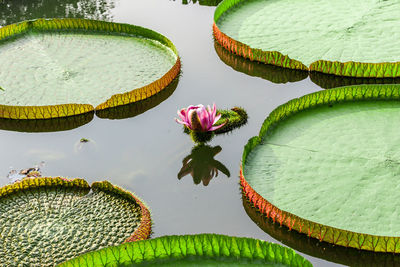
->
[241,84,400,252]
[0,18,180,119]
[60,234,312,266]
[0,177,151,266]
[214,0,400,78]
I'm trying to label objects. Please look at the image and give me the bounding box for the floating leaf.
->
[241,84,400,252]
[214,0,400,78]
[60,234,312,266]
[0,177,151,266]
[0,18,180,120]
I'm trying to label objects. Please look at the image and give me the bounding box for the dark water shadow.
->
[215,41,400,89]
[0,112,94,133]
[242,196,400,267]
[310,71,400,89]
[0,0,115,26]
[214,41,308,84]
[178,144,230,186]
[96,76,179,120]
[173,0,223,6]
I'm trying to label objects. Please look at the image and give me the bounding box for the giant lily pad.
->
[241,84,400,252]
[60,234,312,266]
[0,177,151,266]
[214,0,400,78]
[0,18,180,119]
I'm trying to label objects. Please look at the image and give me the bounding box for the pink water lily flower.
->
[175,104,226,132]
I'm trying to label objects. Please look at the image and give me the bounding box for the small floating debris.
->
[7,161,45,183]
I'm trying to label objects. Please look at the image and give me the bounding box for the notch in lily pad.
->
[175,104,247,143]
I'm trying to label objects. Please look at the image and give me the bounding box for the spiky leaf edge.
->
[214,0,400,78]
[241,84,400,252]
[0,18,181,119]
[0,177,151,242]
[59,233,312,266]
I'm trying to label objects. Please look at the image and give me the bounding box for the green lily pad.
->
[214,0,400,78]
[241,84,400,252]
[0,18,180,119]
[60,234,312,266]
[0,177,151,266]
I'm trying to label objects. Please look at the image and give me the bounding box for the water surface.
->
[1,0,398,266]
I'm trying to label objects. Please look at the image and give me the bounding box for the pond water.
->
[0,0,399,266]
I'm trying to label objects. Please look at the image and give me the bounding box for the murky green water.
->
[0,0,399,266]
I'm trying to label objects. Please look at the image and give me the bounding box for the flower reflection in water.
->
[178,145,230,186]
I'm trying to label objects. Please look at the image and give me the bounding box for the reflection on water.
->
[173,0,222,6]
[178,144,230,186]
[0,0,115,26]
[310,71,400,89]
[216,41,400,89]
[242,196,400,267]
[0,77,179,132]
[0,112,94,133]
[96,77,180,120]
[214,41,308,84]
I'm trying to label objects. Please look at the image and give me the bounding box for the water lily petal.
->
[212,113,222,125]
[175,118,191,128]
[198,106,211,131]
[209,121,226,131]
[178,109,188,122]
